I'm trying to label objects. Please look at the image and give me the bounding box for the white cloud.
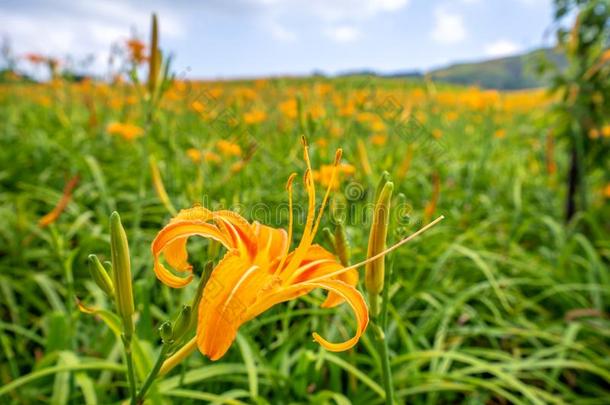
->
[431,8,466,44]
[267,21,297,42]
[248,0,410,21]
[484,39,521,57]
[0,0,185,74]
[325,25,361,43]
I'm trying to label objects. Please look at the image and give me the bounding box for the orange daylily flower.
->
[152,143,366,360]
[216,140,242,157]
[126,38,147,64]
[107,122,144,141]
[313,163,356,190]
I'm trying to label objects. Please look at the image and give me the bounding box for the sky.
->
[0,0,558,79]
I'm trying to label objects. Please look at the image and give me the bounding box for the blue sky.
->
[0,0,557,79]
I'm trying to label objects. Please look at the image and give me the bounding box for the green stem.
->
[374,256,395,404]
[136,343,170,403]
[372,323,394,405]
[122,335,137,405]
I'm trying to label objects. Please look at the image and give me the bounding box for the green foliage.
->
[546,0,610,218]
[0,72,608,404]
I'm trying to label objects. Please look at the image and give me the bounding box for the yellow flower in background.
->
[313,162,355,190]
[186,149,221,164]
[191,101,205,114]
[588,128,600,139]
[415,110,427,124]
[243,109,267,124]
[316,138,328,148]
[445,111,459,122]
[330,125,343,138]
[371,134,387,146]
[370,119,385,132]
[604,183,610,199]
[106,122,144,141]
[356,112,376,123]
[494,129,506,139]
[216,140,242,157]
[279,99,298,119]
[432,129,443,139]
[308,104,326,120]
[602,125,610,138]
[338,102,356,117]
[126,38,147,64]
[230,160,245,173]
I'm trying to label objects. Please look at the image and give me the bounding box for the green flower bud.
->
[88,254,114,297]
[159,321,173,343]
[190,261,214,330]
[374,171,390,201]
[110,211,135,339]
[334,221,350,266]
[172,305,192,340]
[147,14,160,95]
[322,227,336,250]
[365,179,393,316]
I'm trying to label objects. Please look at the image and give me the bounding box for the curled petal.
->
[321,268,358,308]
[304,279,369,352]
[151,221,231,288]
[172,206,213,222]
[163,237,191,272]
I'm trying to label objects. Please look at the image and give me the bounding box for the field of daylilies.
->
[1,38,610,404]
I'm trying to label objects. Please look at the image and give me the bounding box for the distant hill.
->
[425,48,566,90]
[337,48,566,90]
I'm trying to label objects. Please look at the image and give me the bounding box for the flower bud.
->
[172,305,192,340]
[334,221,350,266]
[147,13,160,95]
[159,321,173,343]
[88,254,114,297]
[322,227,336,250]
[190,260,214,327]
[110,211,135,339]
[365,179,393,316]
[374,171,390,201]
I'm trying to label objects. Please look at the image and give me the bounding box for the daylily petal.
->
[197,251,277,360]
[172,206,213,222]
[213,210,257,257]
[163,237,191,272]
[321,268,359,308]
[285,244,358,308]
[304,279,368,352]
[151,221,232,288]
[244,278,368,352]
[253,222,288,267]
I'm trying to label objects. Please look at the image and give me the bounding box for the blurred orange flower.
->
[107,122,144,141]
[216,140,242,157]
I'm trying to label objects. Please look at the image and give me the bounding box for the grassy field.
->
[0,76,609,404]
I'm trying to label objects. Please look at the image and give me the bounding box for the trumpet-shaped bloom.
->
[152,143,365,360]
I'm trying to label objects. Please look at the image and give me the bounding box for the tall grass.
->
[0,77,608,404]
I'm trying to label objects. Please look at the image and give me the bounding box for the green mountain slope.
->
[427,48,566,90]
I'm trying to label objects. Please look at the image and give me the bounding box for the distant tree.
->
[547,0,610,220]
